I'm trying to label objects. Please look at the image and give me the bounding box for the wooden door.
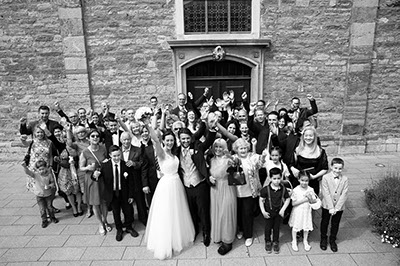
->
[186,60,251,105]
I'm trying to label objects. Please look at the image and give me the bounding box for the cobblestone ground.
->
[0,153,399,265]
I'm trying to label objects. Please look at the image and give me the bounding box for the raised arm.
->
[149,116,166,161]
[216,122,238,142]
[21,162,35,177]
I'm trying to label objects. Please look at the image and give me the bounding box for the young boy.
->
[22,160,59,228]
[259,168,290,254]
[320,157,348,252]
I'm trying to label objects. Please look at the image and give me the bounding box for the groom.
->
[177,114,218,247]
[94,145,139,241]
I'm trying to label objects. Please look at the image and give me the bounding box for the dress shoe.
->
[78,211,84,216]
[126,227,139,238]
[51,217,59,224]
[265,241,272,253]
[116,230,123,241]
[217,243,232,255]
[203,233,210,247]
[273,242,280,254]
[41,220,49,228]
[65,203,72,210]
[330,240,338,252]
[320,238,328,250]
[73,213,79,217]
[236,231,243,240]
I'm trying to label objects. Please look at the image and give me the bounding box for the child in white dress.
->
[289,171,318,252]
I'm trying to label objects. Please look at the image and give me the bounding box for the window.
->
[175,0,260,39]
[184,0,252,34]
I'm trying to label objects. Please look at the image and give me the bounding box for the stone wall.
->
[0,1,67,142]
[83,0,176,113]
[365,1,400,152]
[261,0,351,143]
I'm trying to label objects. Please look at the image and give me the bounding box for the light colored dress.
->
[210,156,237,244]
[289,185,315,232]
[145,154,195,260]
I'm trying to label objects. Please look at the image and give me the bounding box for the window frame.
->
[176,0,260,40]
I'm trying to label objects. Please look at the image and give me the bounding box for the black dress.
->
[295,148,328,195]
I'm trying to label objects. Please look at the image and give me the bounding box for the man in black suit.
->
[290,94,318,134]
[20,105,62,137]
[171,87,209,117]
[99,101,115,124]
[177,114,218,247]
[120,132,148,226]
[103,118,126,153]
[93,145,139,241]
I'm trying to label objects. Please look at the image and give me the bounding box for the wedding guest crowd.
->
[19,87,348,259]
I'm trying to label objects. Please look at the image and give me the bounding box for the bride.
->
[145,118,195,260]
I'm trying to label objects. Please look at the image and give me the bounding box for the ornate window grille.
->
[184,0,252,34]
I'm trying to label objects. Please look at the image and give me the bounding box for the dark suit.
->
[122,145,148,226]
[104,130,123,153]
[247,116,280,185]
[20,119,61,137]
[99,111,115,124]
[292,99,318,133]
[97,160,134,231]
[177,130,216,236]
[141,141,159,207]
[171,94,206,118]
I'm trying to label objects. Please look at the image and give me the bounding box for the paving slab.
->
[307,253,358,266]
[220,257,266,266]
[81,247,126,260]
[350,252,400,266]
[0,236,33,248]
[0,248,47,263]
[40,247,85,261]
[264,255,312,266]
[133,260,177,265]
[177,258,221,266]
[64,235,106,247]
[25,235,69,248]
[91,260,134,266]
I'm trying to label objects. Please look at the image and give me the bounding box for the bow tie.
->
[111,132,117,135]
[334,176,339,179]
[122,149,130,153]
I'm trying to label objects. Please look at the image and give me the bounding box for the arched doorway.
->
[186,60,251,104]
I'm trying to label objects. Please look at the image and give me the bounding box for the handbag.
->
[227,163,246,186]
[23,141,34,165]
[309,193,322,210]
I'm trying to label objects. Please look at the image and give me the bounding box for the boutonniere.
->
[123,172,128,179]
[189,149,194,155]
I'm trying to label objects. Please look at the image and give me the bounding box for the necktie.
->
[115,164,119,197]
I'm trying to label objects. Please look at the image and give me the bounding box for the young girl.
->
[22,160,59,228]
[289,171,318,252]
[264,147,290,186]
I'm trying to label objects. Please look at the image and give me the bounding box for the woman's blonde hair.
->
[232,138,250,154]
[211,138,229,156]
[296,126,321,158]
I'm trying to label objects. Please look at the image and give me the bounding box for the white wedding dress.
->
[145,154,195,260]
